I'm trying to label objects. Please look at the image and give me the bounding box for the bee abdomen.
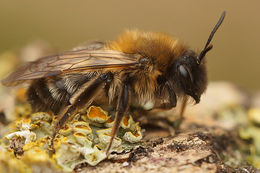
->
[26,74,95,114]
[27,78,71,114]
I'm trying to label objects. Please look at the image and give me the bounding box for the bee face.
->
[172,50,207,103]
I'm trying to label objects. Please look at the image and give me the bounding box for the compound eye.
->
[178,65,193,82]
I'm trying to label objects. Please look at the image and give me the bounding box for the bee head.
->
[173,11,226,103]
[174,50,207,103]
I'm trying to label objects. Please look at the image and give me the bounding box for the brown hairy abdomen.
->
[27,79,70,114]
[26,74,94,114]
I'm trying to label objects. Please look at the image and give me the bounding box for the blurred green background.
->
[0,0,259,90]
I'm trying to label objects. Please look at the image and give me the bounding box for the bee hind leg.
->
[50,72,113,151]
[106,83,130,156]
[50,105,75,152]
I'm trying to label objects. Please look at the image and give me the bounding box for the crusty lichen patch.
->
[1,106,143,172]
[239,108,260,168]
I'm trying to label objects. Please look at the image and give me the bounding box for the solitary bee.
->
[2,12,225,155]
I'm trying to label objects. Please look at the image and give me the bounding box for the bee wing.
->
[2,48,139,86]
[71,41,105,51]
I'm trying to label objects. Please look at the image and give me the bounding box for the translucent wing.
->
[2,48,139,86]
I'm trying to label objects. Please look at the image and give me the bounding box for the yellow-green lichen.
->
[239,108,260,168]
[1,106,143,172]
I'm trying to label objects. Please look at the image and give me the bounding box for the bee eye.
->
[178,65,188,78]
[178,65,193,82]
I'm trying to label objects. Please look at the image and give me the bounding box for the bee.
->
[2,11,225,155]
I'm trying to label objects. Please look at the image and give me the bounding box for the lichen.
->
[239,108,260,168]
[1,105,143,172]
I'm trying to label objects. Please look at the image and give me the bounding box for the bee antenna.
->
[198,11,226,63]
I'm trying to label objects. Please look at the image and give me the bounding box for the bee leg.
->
[50,72,113,150]
[179,96,188,119]
[173,96,188,130]
[50,105,75,150]
[106,83,129,156]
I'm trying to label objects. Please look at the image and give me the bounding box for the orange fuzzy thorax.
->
[107,30,187,72]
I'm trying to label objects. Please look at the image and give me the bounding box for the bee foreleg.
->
[172,96,188,131]
[179,96,188,119]
[50,72,113,150]
[165,81,177,108]
[106,83,130,156]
